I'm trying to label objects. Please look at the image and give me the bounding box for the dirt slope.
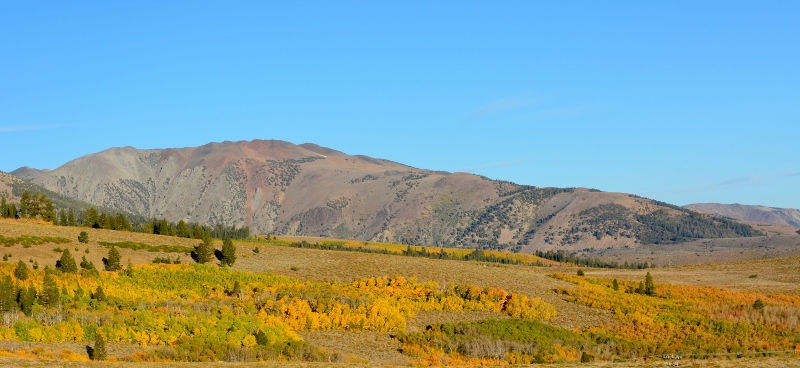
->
[686,203,800,228]
[10,140,765,253]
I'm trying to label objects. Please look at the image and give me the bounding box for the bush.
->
[577,269,585,276]
[753,298,766,310]
[78,231,89,243]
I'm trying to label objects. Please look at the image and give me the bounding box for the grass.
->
[1,218,800,366]
[0,234,71,248]
[97,241,193,254]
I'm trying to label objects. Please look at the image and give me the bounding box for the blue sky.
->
[1,1,798,209]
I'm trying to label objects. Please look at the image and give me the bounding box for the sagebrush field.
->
[0,218,799,367]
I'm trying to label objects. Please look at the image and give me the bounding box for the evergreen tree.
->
[0,276,17,312]
[67,209,76,226]
[41,273,60,307]
[58,249,78,273]
[18,286,36,316]
[93,285,106,302]
[221,238,236,266]
[59,209,68,226]
[0,196,6,218]
[42,196,55,223]
[75,284,84,299]
[19,191,30,218]
[612,278,619,291]
[191,226,205,239]
[92,333,108,361]
[637,281,645,295]
[194,235,214,264]
[84,208,99,228]
[176,220,190,238]
[105,246,122,271]
[78,231,89,243]
[14,260,29,281]
[115,214,131,231]
[644,272,656,296]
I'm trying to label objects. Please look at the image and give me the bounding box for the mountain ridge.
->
[13,139,764,252]
[684,203,800,228]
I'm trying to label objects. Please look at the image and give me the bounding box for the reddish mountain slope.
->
[14,140,763,252]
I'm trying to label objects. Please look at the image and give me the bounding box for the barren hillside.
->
[685,203,800,228]
[12,140,764,253]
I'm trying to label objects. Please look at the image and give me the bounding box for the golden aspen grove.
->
[0,218,798,366]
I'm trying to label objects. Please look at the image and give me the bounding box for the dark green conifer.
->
[67,209,76,226]
[0,276,17,312]
[19,286,36,316]
[92,333,107,360]
[105,246,122,271]
[221,238,236,266]
[93,285,106,302]
[59,209,68,226]
[78,231,89,243]
[14,260,29,280]
[644,272,656,296]
[58,249,78,273]
[41,273,60,307]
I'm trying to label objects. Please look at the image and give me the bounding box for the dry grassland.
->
[1,219,800,367]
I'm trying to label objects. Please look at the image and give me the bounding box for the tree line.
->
[535,249,653,269]
[1,192,249,240]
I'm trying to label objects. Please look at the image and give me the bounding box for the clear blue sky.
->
[1,1,798,209]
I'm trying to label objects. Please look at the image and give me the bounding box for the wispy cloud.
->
[530,104,591,119]
[468,97,539,121]
[0,125,60,133]
[662,169,800,195]
[458,158,533,173]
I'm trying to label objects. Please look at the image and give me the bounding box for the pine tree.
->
[75,284,84,299]
[0,196,6,219]
[58,249,78,273]
[92,333,107,360]
[637,281,645,295]
[67,209,76,226]
[176,220,190,238]
[14,260,29,280]
[0,276,17,312]
[59,209,68,226]
[644,272,656,296]
[19,191,30,218]
[18,286,36,316]
[42,196,55,223]
[93,285,106,302]
[221,238,236,266]
[194,235,214,264]
[612,278,619,291]
[41,273,60,307]
[105,246,122,271]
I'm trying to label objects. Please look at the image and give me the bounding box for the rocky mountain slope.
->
[685,203,800,228]
[13,140,763,252]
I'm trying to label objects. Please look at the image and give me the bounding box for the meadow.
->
[0,218,799,366]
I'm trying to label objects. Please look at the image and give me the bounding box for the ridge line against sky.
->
[1,1,798,209]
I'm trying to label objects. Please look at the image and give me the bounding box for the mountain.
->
[14,139,763,252]
[684,203,800,228]
[1,169,140,220]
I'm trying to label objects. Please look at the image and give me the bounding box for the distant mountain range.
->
[8,140,765,252]
[684,203,800,228]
